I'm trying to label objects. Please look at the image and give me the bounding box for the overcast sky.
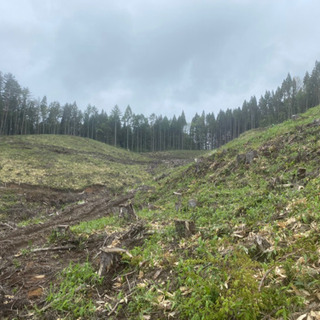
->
[1,0,320,121]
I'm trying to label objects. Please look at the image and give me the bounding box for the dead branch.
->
[31,245,76,253]
[16,245,77,257]
[259,267,274,292]
[100,247,133,257]
[0,222,16,230]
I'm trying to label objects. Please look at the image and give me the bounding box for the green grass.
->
[17,216,44,227]
[0,135,151,190]
[123,105,320,319]
[43,261,103,319]
[70,215,122,235]
[0,189,18,220]
[4,106,320,319]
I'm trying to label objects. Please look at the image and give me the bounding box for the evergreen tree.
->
[123,105,133,150]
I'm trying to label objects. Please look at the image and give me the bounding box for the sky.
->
[1,0,320,122]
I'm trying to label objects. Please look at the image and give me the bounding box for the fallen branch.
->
[0,222,16,230]
[15,245,77,257]
[259,267,274,292]
[258,251,303,292]
[31,245,76,253]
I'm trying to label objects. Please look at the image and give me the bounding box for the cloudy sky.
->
[1,0,320,121]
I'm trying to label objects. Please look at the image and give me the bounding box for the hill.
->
[1,106,320,319]
[0,134,153,190]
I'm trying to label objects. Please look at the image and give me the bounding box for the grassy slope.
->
[0,135,152,190]
[2,105,320,319]
[125,106,320,319]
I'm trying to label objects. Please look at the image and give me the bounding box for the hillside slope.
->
[1,106,320,319]
[0,135,203,319]
[119,107,320,319]
[0,135,153,190]
[127,105,320,319]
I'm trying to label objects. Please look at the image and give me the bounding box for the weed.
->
[44,261,103,318]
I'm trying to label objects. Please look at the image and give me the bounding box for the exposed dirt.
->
[0,148,200,319]
[0,183,138,319]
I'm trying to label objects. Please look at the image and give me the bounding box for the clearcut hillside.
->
[1,106,320,320]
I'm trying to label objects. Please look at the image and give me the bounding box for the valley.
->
[1,106,320,319]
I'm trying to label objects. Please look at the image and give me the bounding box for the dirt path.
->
[0,185,134,257]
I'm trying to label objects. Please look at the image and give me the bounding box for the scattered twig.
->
[259,267,274,292]
[13,245,77,257]
[112,270,136,281]
[3,269,18,280]
[107,291,135,316]
[259,249,304,292]
[0,222,16,230]
[30,245,76,253]
[126,275,131,291]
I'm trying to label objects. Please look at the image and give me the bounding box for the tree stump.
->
[119,203,138,220]
[55,225,70,235]
[98,247,132,277]
[297,167,306,180]
[174,220,196,238]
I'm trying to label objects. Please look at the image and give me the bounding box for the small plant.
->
[12,259,21,268]
[44,261,103,318]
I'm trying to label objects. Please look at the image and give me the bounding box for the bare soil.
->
[0,183,137,319]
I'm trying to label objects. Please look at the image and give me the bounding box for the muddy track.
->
[0,189,134,258]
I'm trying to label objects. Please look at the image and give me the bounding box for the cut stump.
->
[119,203,138,221]
[174,220,196,238]
[98,247,132,277]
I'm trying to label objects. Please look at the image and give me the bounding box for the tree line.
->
[1,61,320,151]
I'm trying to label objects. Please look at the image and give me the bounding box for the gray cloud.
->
[1,0,320,121]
